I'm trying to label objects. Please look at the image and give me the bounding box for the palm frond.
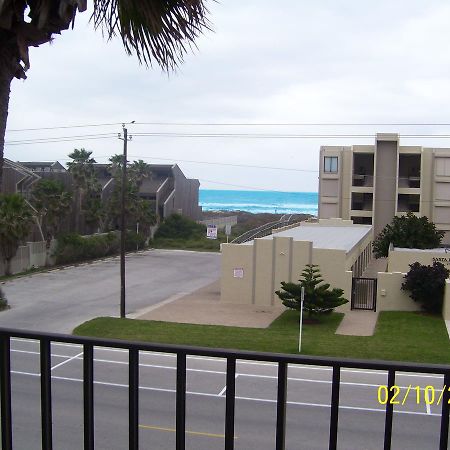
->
[92,0,211,70]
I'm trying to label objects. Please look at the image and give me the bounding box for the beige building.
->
[318,133,450,243]
[220,219,373,310]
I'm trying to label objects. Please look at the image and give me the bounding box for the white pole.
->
[136,222,139,251]
[298,286,305,352]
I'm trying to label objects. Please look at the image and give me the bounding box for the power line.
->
[5,133,117,145]
[128,154,317,173]
[6,122,123,133]
[7,131,450,145]
[135,122,450,127]
[6,120,450,134]
[133,132,450,139]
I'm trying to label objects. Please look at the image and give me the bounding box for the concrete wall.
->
[221,236,352,310]
[374,136,398,237]
[444,280,450,321]
[220,244,254,304]
[376,272,419,311]
[0,241,48,276]
[388,248,450,273]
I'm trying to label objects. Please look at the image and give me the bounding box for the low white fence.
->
[198,215,238,230]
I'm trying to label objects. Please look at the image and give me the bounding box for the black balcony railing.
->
[0,327,449,450]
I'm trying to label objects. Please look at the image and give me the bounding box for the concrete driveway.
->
[0,249,220,333]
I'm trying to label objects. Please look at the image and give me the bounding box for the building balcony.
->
[398,154,421,188]
[397,194,420,213]
[352,153,374,187]
[351,193,373,212]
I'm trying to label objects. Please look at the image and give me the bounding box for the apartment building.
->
[318,133,450,243]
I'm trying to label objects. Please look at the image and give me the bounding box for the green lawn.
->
[73,311,450,364]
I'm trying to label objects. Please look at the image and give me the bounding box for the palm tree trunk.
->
[0,48,15,192]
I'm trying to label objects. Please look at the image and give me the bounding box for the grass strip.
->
[73,311,450,364]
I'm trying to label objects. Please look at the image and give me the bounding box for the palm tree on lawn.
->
[0,193,33,276]
[0,0,210,189]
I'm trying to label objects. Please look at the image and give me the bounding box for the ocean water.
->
[199,190,318,215]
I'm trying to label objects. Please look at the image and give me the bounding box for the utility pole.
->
[118,124,132,318]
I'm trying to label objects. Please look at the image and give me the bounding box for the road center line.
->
[139,424,232,439]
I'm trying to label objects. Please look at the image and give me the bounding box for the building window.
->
[324,156,338,173]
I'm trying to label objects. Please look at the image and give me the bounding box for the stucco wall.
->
[220,244,254,304]
[0,241,49,276]
[254,239,275,306]
[444,280,450,321]
[388,248,450,273]
[221,235,352,309]
[376,272,419,311]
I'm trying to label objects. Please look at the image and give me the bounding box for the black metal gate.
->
[351,277,377,311]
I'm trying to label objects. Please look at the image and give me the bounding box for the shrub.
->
[401,262,450,314]
[373,213,444,258]
[54,231,149,265]
[125,231,147,251]
[154,214,205,240]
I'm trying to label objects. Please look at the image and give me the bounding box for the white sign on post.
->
[206,225,218,239]
[299,286,305,353]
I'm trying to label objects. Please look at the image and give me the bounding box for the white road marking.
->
[51,352,84,371]
[8,348,437,392]
[11,339,442,381]
[10,370,439,417]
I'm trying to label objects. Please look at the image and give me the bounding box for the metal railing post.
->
[0,335,12,450]
[225,357,236,450]
[383,369,395,450]
[276,362,288,450]
[129,348,139,450]
[176,352,186,450]
[329,366,341,450]
[40,339,53,450]
[83,344,94,450]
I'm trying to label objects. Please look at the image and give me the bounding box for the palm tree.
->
[30,179,72,245]
[129,159,152,190]
[0,0,210,189]
[0,193,33,276]
[67,148,99,232]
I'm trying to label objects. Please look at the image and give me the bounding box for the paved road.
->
[0,250,221,333]
[8,339,447,450]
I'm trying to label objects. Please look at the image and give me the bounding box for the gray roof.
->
[248,224,372,252]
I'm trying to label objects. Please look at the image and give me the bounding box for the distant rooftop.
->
[245,224,372,252]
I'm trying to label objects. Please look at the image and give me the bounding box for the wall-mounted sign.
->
[233,268,244,278]
[432,257,450,266]
[206,225,218,239]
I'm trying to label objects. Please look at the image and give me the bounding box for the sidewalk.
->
[133,279,380,335]
[133,280,285,328]
[336,310,379,336]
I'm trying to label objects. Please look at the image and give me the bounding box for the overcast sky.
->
[5,0,450,192]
